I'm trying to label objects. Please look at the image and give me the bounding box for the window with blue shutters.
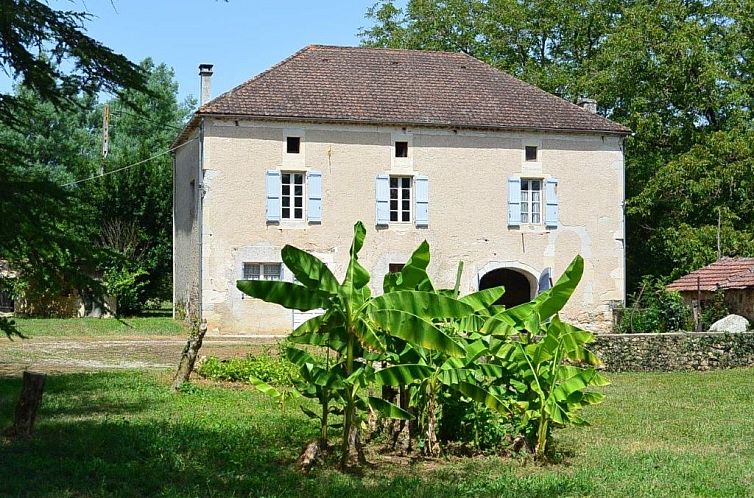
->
[508,176,559,228]
[266,169,323,224]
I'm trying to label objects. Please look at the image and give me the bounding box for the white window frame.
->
[280,171,306,221]
[520,178,543,225]
[242,262,282,281]
[389,175,413,224]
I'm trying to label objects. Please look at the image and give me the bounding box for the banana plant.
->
[475,256,608,458]
[237,221,475,467]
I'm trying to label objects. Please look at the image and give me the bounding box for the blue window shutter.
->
[415,174,429,227]
[265,170,280,223]
[507,177,521,226]
[375,174,389,225]
[307,170,322,223]
[537,267,552,294]
[545,177,559,228]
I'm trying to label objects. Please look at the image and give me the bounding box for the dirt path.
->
[0,335,283,376]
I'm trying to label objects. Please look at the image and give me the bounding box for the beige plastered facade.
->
[174,118,626,335]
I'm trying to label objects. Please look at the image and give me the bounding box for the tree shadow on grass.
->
[0,373,593,498]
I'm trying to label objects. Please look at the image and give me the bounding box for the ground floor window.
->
[242,263,282,281]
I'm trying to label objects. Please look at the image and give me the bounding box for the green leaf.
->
[300,405,321,420]
[454,381,509,415]
[281,245,340,295]
[535,256,584,319]
[341,222,370,299]
[460,286,505,312]
[291,312,328,337]
[236,280,328,311]
[383,240,433,292]
[373,364,432,386]
[369,309,465,357]
[369,291,474,319]
[249,376,281,398]
[368,396,413,420]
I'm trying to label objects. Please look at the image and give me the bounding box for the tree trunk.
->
[424,386,440,457]
[171,320,207,392]
[5,371,46,438]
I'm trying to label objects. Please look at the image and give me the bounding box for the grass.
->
[1,368,753,497]
[13,317,186,337]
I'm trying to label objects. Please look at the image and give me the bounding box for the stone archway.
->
[478,267,537,307]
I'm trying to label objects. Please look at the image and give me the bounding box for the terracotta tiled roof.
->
[192,45,630,135]
[666,258,754,292]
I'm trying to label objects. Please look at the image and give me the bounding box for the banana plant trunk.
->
[424,382,440,457]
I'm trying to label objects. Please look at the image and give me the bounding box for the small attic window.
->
[287,136,301,154]
[395,141,409,158]
[525,145,538,162]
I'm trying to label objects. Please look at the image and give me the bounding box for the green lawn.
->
[1,368,752,497]
[13,317,185,337]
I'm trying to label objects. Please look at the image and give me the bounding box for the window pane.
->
[293,185,302,196]
[402,211,410,222]
[531,180,541,191]
[390,200,397,210]
[264,264,281,280]
[521,191,528,202]
[525,146,537,161]
[532,213,540,224]
[395,141,408,158]
[521,180,528,191]
[390,188,398,200]
[282,185,290,196]
[282,197,289,207]
[390,212,398,222]
[401,177,410,188]
[532,191,540,203]
[294,174,303,185]
[294,208,303,219]
[521,213,529,224]
[282,173,290,184]
[243,263,260,280]
[390,177,397,188]
[282,207,290,218]
[294,197,302,208]
[402,200,410,211]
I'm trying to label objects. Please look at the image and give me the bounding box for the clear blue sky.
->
[24,1,382,103]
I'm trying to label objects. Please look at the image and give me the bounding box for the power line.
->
[61,137,197,187]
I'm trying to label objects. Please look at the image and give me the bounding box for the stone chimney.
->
[199,64,214,106]
[578,98,597,114]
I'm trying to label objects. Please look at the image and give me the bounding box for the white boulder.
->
[709,314,750,333]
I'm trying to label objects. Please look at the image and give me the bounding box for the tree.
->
[361,0,754,291]
[0,0,148,319]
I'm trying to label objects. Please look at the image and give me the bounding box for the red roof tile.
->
[666,258,754,292]
[194,45,630,135]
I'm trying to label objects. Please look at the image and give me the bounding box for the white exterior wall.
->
[195,119,625,334]
[173,129,201,320]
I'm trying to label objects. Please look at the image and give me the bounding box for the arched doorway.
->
[478,268,534,307]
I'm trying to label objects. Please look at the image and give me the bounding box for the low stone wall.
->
[591,331,754,372]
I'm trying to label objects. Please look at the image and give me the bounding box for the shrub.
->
[701,290,729,330]
[618,278,692,333]
[196,351,299,387]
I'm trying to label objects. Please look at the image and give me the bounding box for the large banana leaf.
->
[341,222,370,300]
[369,309,465,357]
[459,286,506,312]
[291,312,329,337]
[373,363,433,386]
[281,245,340,295]
[383,240,433,292]
[369,291,474,319]
[454,381,510,416]
[236,280,329,311]
[533,256,584,319]
[367,396,414,420]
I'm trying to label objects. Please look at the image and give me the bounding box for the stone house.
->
[667,257,754,322]
[172,45,630,335]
